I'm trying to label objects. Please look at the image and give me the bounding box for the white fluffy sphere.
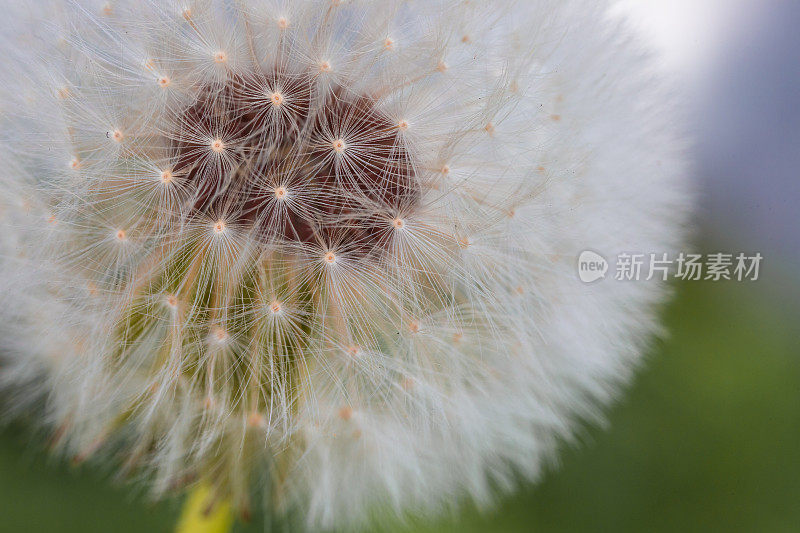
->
[0,0,689,529]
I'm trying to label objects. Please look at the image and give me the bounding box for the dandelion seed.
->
[331,138,346,153]
[247,412,267,428]
[211,327,229,344]
[164,294,178,309]
[210,138,225,153]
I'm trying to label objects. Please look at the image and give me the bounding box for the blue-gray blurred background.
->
[2,1,799,531]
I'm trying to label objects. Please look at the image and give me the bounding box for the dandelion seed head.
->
[0,0,690,530]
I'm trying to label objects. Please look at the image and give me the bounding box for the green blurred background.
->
[2,276,799,532]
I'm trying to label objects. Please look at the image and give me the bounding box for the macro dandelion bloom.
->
[0,0,689,530]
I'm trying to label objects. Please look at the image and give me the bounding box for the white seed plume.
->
[0,0,689,529]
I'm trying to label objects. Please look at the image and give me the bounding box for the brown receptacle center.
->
[169,72,419,257]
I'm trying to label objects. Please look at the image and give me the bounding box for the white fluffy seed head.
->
[0,0,689,530]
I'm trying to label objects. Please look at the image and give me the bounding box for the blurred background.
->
[2,1,799,531]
